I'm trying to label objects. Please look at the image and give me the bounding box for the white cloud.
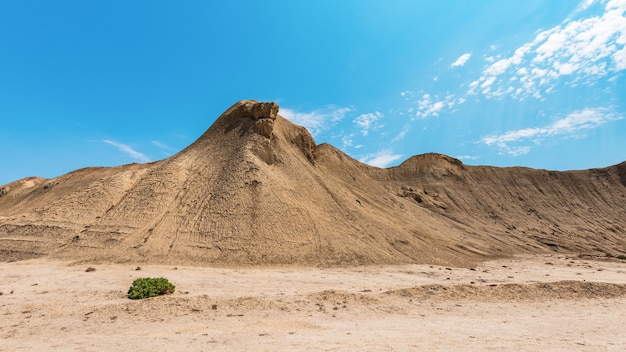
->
[430,101,445,113]
[469,0,626,100]
[614,44,626,69]
[353,111,384,136]
[341,133,355,149]
[506,146,532,156]
[451,53,472,67]
[280,106,352,137]
[577,0,599,12]
[554,62,578,75]
[359,149,404,168]
[482,107,623,155]
[481,76,497,90]
[413,93,466,119]
[103,140,150,163]
[456,154,479,161]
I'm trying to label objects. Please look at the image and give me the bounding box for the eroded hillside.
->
[1,101,625,266]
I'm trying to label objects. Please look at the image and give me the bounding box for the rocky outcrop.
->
[228,100,279,138]
[232,101,279,120]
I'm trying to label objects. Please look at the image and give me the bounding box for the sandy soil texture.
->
[2,254,626,351]
[2,101,626,267]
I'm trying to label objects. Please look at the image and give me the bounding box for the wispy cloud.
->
[103,140,150,163]
[151,140,173,150]
[353,111,383,136]
[152,140,174,157]
[469,0,626,100]
[482,107,623,155]
[451,53,472,67]
[359,149,404,168]
[280,106,352,137]
[391,124,411,143]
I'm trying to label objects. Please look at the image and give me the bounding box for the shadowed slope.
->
[1,101,625,265]
[373,155,626,258]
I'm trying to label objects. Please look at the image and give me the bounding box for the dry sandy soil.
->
[2,101,625,350]
[2,254,626,351]
[2,100,625,267]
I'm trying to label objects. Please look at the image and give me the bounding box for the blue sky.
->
[1,0,625,185]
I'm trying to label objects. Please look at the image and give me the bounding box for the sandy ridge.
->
[1,100,625,267]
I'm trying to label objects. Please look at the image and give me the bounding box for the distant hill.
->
[1,100,625,266]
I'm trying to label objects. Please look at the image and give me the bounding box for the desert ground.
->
[2,101,625,350]
[2,254,626,351]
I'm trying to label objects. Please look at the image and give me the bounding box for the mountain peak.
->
[219,100,279,138]
[1,101,625,266]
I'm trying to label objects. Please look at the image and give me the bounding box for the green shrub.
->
[127,277,175,300]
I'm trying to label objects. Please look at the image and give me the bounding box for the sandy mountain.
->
[1,100,625,266]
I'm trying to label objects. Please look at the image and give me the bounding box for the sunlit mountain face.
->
[0,1,624,186]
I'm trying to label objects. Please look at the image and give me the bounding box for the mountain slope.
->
[1,100,625,266]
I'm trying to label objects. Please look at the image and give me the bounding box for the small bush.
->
[85,267,96,272]
[127,277,175,300]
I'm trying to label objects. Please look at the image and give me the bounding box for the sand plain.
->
[2,254,626,351]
